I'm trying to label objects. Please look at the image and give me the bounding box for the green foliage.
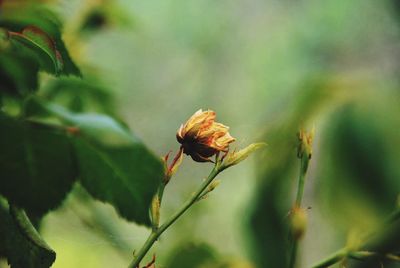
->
[0,3,81,76]
[0,1,164,266]
[2,0,400,267]
[41,76,116,114]
[317,94,400,232]
[23,98,164,225]
[0,202,56,268]
[0,51,39,96]
[0,4,81,98]
[354,219,400,268]
[41,102,164,225]
[249,84,400,268]
[8,26,63,75]
[0,113,77,217]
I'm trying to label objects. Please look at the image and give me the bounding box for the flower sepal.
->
[219,143,266,171]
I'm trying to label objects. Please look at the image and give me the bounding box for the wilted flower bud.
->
[176,109,235,162]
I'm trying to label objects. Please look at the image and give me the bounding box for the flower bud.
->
[290,207,307,240]
[297,127,315,160]
[207,180,221,192]
[176,109,235,162]
[150,195,160,229]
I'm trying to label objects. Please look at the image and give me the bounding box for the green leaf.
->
[0,4,81,76]
[0,49,40,96]
[0,201,56,268]
[0,26,40,97]
[165,243,218,268]
[41,76,116,114]
[0,113,77,216]
[40,101,164,226]
[9,26,63,75]
[317,101,400,232]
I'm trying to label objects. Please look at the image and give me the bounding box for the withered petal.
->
[183,110,216,137]
[189,152,214,162]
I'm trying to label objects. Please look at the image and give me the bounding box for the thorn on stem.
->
[143,254,156,268]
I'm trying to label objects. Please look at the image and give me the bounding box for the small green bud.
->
[290,207,307,240]
[150,195,160,229]
[207,180,221,192]
[297,127,315,160]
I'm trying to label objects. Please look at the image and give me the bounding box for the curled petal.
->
[190,151,215,162]
[211,132,235,150]
[183,110,216,137]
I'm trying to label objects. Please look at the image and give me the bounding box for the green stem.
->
[157,183,166,205]
[128,166,220,268]
[150,182,166,231]
[289,156,310,268]
[311,250,400,268]
[289,242,298,268]
[348,251,376,260]
[295,157,308,207]
[311,249,348,268]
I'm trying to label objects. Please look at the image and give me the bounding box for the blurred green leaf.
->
[41,76,116,114]
[36,101,164,226]
[356,215,400,268]
[0,113,77,216]
[165,243,218,268]
[349,218,400,268]
[9,26,63,75]
[317,98,400,232]
[0,202,56,268]
[0,4,81,76]
[0,51,39,96]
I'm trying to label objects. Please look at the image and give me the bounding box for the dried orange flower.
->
[176,109,235,162]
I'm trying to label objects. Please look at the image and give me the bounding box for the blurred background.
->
[3,0,400,267]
